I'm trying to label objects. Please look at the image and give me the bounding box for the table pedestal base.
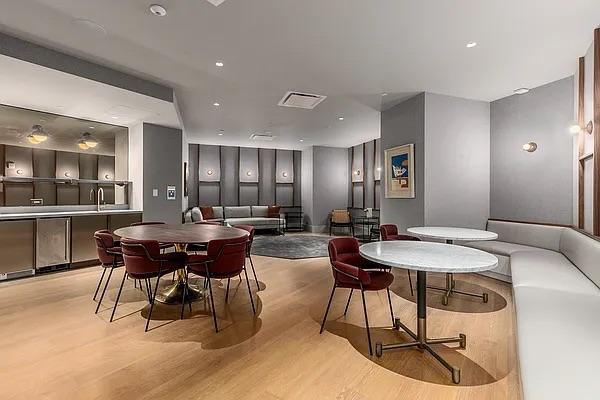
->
[375,271,466,384]
[155,243,204,305]
[426,239,488,306]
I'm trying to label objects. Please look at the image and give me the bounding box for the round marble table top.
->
[114,223,248,244]
[359,241,498,273]
[407,226,498,242]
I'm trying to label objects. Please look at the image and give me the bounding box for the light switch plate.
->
[152,189,159,197]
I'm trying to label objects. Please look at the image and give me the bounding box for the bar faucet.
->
[97,187,104,212]
[89,188,96,202]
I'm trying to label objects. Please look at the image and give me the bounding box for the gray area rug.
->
[251,235,332,259]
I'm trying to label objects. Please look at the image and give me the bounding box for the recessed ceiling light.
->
[149,4,167,17]
[89,126,95,130]
[215,61,224,67]
[213,102,220,107]
[338,117,344,121]
[299,139,304,142]
[514,87,530,95]
[466,42,477,48]
[111,116,119,119]
[381,93,388,96]
[218,130,224,136]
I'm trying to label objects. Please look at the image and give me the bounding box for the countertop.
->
[0,209,142,220]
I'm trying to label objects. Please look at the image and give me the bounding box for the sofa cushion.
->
[184,210,193,223]
[464,240,541,257]
[252,206,269,217]
[224,206,251,218]
[513,286,600,400]
[200,206,214,219]
[191,207,203,222]
[212,206,224,219]
[559,228,600,289]
[511,250,600,295]
[225,217,284,227]
[486,220,564,252]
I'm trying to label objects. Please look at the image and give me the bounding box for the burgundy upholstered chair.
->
[130,221,174,252]
[117,239,187,331]
[186,221,224,253]
[233,225,259,290]
[320,237,395,355]
[93,230,124,314]
[379,224,418,296]
[183,235,253,332]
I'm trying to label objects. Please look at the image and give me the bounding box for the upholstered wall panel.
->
[97,155,115,204]
[353,183,364,209]
[33,149,56,206]
[78,153,98,205]
[364,141,375,208]
[188,144,199,207]
[276,150,294,183]
[4,145,32,177]
[375,181,381,209]
[374,139,382,181]
[239,147,259,183]
[198,182,220,206]
[56,151,79,205]
[351,144,364,183]
[259,148,275,205]
[293,150,302,206]
[199,145,220,182]
[276,184,293,206]
[239,183,259,205]
[220,146,239,206]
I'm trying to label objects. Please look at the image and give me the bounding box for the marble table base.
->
[376,271,466,384]
[426,239,489,305]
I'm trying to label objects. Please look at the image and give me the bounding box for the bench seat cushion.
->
[511,250,600,296]
[513,286,600,400]
[464,240,541,257]
[225,217,284,227]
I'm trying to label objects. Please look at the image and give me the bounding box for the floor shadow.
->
[389,270,508,313]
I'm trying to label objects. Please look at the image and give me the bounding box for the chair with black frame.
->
[93,230,125,315]
[117,239,187,331]
[380,224,420,297]
[329,209,353,236]
[186,221,224,254]
[320,237,395,355]
[182,235,254,332]
[232,224,259,290]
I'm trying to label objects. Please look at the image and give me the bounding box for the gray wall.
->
[490,76,574,225]
[311,146,349,231]
[424,93,490,229]
[142,123,182,224]
[380,94,425,232]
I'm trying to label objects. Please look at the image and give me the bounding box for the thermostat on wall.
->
[167,185,176,200]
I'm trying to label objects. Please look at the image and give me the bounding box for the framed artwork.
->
[384,143,415,198]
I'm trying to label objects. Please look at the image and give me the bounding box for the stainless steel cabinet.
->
[35,218,70,269]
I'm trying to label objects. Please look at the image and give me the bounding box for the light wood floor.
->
[0,253,521,400]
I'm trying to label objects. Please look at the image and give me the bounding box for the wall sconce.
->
[354,170,361,176]
[16,169,23,175]
[64,171,72,178]
[522,142,538,153]
[376,167,382,172]
[282,171,288,178]
[570,121,594,135]
[207,169,213,176]
[246,170,252,176]
[104,174,111,180]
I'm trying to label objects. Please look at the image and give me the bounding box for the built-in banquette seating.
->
[184,206,285,231]
[464,220,600,400]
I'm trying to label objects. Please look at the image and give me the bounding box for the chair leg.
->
[360,287,373,356]
[206,274,219,333]
[95,267,114,314]
[225,278,231,303]
[145,274,161,332]
[386,287,395,326]
[248,255,259,290]
[93,267,107,300]
[243,266,256,314]
[343,289,353,316]
[320,283,337,334]
[180,270,188,320]
[109,271,127,322]
[407,270,414,297]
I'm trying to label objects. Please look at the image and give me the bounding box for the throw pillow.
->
[267,205,281,218]
[200,206,215,220]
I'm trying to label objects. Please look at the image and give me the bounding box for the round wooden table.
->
[407,226,498,305]
[360,240,498,384]
[114,224,249,304]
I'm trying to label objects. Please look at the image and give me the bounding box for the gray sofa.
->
[465,220,600,400]
[185,206,285,232]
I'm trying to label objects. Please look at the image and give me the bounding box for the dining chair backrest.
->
[206,236,248,276]
[195,221,222,226]
[130,221,166,226]
[328,237,361,266]
[94,230,119,266]
[331,209,350,223]
[121,239,163,276]
[233,225,255,251]
[380,224,398,240]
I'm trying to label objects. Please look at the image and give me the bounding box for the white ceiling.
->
[0,0,598,150]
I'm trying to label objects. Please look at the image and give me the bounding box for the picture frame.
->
[384,143,415,199]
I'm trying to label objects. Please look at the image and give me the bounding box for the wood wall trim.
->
[594,28,600,235]
[578,56,586,228]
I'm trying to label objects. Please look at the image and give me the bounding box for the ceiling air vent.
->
[250,133,275,141]
[278,91,327,110]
